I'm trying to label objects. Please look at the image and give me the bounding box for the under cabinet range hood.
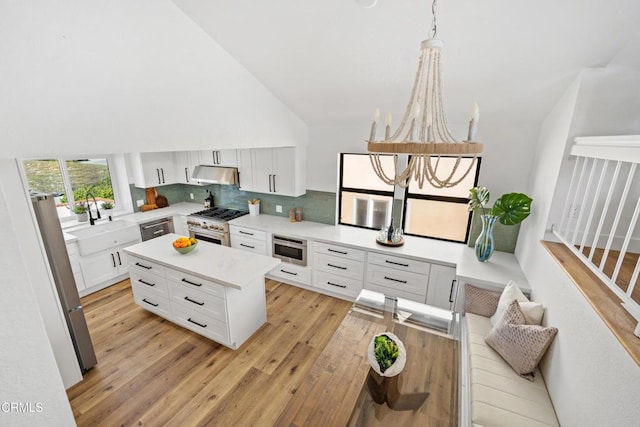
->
[191,165,239,185]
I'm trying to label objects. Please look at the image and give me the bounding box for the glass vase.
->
[475,214,498,262]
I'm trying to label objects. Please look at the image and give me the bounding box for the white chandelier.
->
[367,0,483,189]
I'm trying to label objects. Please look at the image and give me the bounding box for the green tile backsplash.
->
[129,184,519,252]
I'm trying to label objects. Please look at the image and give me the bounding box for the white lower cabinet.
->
[425,264,457,310]
[269,262,312,285]
[366,252,431,303]
[229,225,268,255]
[313,242,364,299]
[128,255,264,349]
[80,245,132,290]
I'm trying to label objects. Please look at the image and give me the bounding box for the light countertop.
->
[230,214,529,291]
[123,233,280,289]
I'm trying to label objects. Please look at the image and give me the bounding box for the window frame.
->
[401,156,481,243]
[337,153,396,230]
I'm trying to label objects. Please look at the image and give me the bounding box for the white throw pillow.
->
[490,281,544,325]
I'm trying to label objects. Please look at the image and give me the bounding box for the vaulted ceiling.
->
[172,0,640,127]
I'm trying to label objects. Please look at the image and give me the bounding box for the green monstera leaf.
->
[490,192,533,225]
[468,186,490,213]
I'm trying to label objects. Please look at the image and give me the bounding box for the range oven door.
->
[189,229,229,246]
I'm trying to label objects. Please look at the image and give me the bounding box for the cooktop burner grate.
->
[190,207,249,222]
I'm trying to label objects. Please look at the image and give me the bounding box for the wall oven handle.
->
[181,278,202,287]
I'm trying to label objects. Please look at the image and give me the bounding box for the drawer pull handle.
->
[384,276,407,284]
[280,269,298,276]
[327,281,347,289]
[240,243,255,249]
[184,296,205,306]
[449,279,457,303]
[142,298,158,307]
[182,278,202,287]
[138,279,155,287]
[135,262,152,270]
[239,230,254,236]
[188,318,207,328]
[328,248,347,255]
[385,260,409,267]
[327,263,347,270]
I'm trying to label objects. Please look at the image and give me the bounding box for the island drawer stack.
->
[313,242,364,299]
[129,258,171,319]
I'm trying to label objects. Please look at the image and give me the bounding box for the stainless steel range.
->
[186,207,249,246]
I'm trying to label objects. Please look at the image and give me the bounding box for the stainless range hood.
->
[191,165,239,185]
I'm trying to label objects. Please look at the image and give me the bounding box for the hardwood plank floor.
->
[68,279,352,426]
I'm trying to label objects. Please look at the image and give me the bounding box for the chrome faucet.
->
[86,191,102,226]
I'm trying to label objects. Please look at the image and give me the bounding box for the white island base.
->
[123,234,280,350]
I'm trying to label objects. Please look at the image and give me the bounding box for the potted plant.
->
[73,203,88,222]
[468,186,533,262]
[101,201,114,219]
[367,332,406,377]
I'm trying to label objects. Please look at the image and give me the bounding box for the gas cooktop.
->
[189,207,249,222]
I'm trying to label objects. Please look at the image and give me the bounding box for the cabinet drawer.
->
[169,282,227,323]
[368,252,431,275]
[166,269,226,299]
[130,271,168,296]
[132,286,171,319]
[128,256,166,278]
[314,242,365,262]
[229,226,267,241]
[366,265,428,299]
[365,283,426,304]
[314,271,363,299]
[231,235,267,255]
[315,253,363,280]
[269,262,311,285]
[172,301,230,345]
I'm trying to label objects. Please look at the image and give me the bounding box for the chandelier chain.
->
[430,0,438,39]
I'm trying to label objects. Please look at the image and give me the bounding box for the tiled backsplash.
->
[129,184,519,252]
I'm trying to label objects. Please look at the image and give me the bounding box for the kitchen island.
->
[123,233,280,349]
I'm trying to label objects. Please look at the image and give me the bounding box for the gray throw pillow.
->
[464,283,501,317]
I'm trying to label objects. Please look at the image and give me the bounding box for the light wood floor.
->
[67,279,352,426]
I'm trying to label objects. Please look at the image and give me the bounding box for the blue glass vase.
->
[475,214,498,262]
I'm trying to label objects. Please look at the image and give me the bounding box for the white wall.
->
[516,71,640,424]
[0,0,307,158]
[0,161,76,426]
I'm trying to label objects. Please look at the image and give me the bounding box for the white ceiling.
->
[172,0,640,127]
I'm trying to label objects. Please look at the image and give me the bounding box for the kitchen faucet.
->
[86,190,102,226]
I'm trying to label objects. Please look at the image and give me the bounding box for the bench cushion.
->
[466,313,559,426]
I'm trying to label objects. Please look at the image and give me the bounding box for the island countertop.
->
[123,233,280,290]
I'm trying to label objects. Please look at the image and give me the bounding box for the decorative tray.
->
[375,237,405,247]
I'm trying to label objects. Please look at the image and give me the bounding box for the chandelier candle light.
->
[367,0,483,189]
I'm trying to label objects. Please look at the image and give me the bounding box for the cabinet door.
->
[236,149,254,191]
[136,152,177,187]
[271,147,296,196]
[251,148,273,193]
[199,149,238,167]
[175,151,202,185]
[425,264,457,310]
[80,251,119,288]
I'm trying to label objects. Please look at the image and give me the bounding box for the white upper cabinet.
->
[175,151,204,186]
[198,149,237,167]
[130,152,178,188]
[239,147,305,197]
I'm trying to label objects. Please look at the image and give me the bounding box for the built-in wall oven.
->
[186,207,249,247]
[272,234,307,266]
[140,216,175,241]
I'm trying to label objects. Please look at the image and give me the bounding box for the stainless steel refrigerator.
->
[31,193,97,373]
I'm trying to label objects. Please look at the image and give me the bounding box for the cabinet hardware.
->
[138,279,155,287]
[185,167,189,182]
[135,262,152,270]
[240,243,255,249]
[239,230,254,236]
[327,248,347,255]
[384,276,407,284]
[156,168,161,184]
[188,318,207,328]
[184,296,205,306]
[116,251,122,266]
[153,229,165,235]
[143,220,172,229]
[272,175,276,192]
[327,263,347,270]
[385,260,409,267]
[327,281,347,289]
[280,269,298,276]
[449,279,457,303]
[181,278,202,287]
[160,168,165,183]
[268,174,273,192]
[142,298,158,307]
[111,253,116,268]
